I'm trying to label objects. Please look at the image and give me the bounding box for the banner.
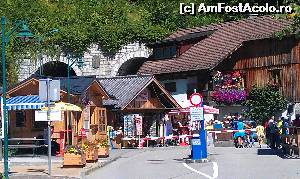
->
[135,115,143,136]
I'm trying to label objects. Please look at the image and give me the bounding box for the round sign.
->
[189,93,203,106]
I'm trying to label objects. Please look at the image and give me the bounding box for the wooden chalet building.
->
[98,75,180,139]
[1,75,179,149]
[137,15,299,118]
[4,76,109,145]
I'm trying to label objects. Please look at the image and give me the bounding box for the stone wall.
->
[18,42,151,82]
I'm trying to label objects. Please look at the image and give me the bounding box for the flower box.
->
[63,153,86,167]
[98,146,109,158]
[86,148,98,162]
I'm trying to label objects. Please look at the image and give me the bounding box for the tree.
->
[242,85,287,125]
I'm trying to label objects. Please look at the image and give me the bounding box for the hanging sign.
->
[135,115,143,136]
[35,110,62,121]
[190,107,204,121]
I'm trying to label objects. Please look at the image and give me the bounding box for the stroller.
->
[243,131,255,148]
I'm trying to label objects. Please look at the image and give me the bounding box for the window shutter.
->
[92,56,101,69]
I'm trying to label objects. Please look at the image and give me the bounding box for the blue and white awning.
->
[4,95,45,111]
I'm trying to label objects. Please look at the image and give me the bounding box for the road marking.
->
[212,162,218,178]
[182,162,218,179]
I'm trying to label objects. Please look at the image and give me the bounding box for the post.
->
[67,56,71,145]
[2,16,9,179]
[46,78,52,175]
[199,102,207,158]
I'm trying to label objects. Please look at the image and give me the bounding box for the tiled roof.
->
[97,75,153,109]
[138,16,292,74]
[58,76,96,95]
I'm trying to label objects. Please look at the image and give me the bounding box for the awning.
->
[4,95,45,111]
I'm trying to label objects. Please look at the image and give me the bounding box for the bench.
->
[7,138,47,156]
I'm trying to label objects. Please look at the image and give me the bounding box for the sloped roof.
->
[58,76,96,95]
[138,16,292,74]
[97,75,153,109]
[6,75,107,97]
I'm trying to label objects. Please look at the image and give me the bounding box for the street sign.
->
[39,79,60,102]
[35,110,62,121]
[189,93,203,106]
[192,138,201,145]
[190,107,204,121]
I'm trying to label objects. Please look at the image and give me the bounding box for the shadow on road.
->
[257,148,280,155]
[257,148,300,159]
[147,159,164,162]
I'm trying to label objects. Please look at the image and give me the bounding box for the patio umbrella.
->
[41,102,82,111]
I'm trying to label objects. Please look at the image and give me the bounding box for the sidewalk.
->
[0,149,130,179]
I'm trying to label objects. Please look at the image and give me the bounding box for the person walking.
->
[267,116,278,149]
[256,124,265,148]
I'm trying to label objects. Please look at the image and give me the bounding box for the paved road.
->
[87,145,300,179]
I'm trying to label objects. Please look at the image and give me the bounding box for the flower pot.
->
[86,148,98,162]
[63,153,86,167]
[98,146,109,158]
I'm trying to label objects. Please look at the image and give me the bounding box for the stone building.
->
[18,42,150,82]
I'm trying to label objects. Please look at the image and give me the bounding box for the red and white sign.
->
[80,127,86,137]
[135,115,143,136]
[189,93,203,106]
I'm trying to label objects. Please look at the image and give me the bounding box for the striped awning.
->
[4,95,45,110]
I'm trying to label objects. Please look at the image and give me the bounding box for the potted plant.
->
[96,139,109,158]
[63,145,86,167]
[80,141,98,162]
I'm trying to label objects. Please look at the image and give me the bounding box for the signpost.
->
[35,110,62,121]
[189,91,207,161]
[39,79,60,176]
[190,107,204,121]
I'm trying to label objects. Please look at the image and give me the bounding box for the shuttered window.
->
[92,56,101,69]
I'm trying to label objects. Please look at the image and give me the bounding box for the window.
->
[33,120,47,129]
[154,48,163,59]
[153,46,177,59]
[92,56,101,69]
[164,82,177,93]
[16,111,26,127]
[98,109,106,132]
[269,69,282,86]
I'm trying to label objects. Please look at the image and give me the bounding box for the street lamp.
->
[67,54,84,144]
[36,28,59,76]
[1,16,33,178]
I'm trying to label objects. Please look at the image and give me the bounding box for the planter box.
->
[63,153,86,167]
[98,147,109,158]
[86,149,98,162]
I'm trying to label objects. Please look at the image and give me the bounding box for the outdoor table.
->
[6,138,47,157]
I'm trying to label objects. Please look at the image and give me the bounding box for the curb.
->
[80,154,122,179]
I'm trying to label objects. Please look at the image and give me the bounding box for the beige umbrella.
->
[41,102,82,111]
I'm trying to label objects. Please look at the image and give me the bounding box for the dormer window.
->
[154,46,176,59]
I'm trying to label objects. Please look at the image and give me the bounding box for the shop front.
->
[3,76,110,152]
[98,75,181,148]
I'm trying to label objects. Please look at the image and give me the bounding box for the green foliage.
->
[0,0,294,86]
[242,85,287,125]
